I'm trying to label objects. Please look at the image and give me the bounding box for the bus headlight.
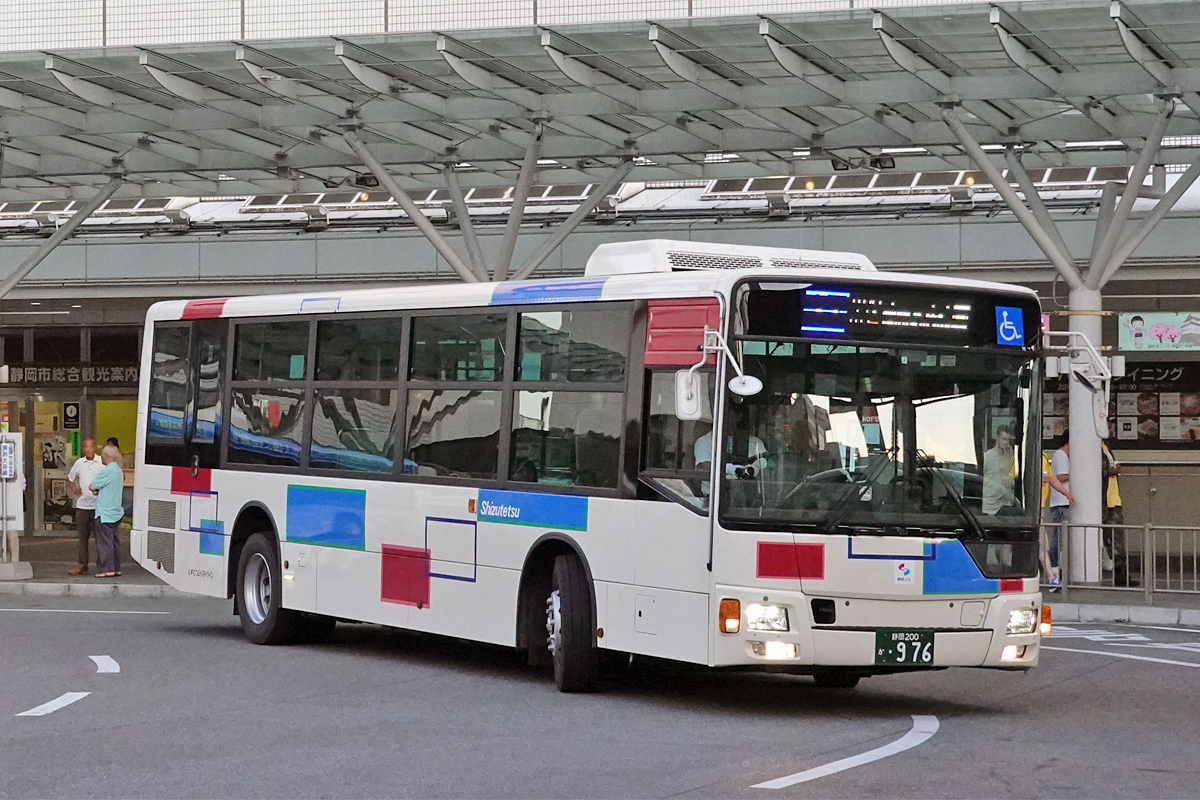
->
[1006,608,1037,635]
[746,603,790,632]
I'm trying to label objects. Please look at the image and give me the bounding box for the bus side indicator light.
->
[1040,605,1052,636]
[719,599,740,634]
[468,499,476,513]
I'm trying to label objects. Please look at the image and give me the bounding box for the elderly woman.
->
[87,444,125,578]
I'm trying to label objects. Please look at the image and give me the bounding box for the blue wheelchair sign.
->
[995,306,1025,346]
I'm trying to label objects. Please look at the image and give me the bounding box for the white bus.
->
[132,239,1046,692]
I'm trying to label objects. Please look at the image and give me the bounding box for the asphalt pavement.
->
[1,595,1198,799]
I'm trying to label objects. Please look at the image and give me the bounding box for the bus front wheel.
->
[546,553,599,693]
[237,533,301,645]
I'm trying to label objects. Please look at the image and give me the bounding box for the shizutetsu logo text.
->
[895,561,915,585]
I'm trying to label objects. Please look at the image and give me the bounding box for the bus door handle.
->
[191,454,200,478]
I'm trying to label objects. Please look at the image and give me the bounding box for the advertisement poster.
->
[1118,312,1200,352]
[1045,362,1200,449]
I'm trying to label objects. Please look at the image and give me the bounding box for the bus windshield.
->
[718,341,1040,534]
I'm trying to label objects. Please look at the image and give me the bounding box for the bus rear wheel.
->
[237,532,301,645]
[546,553,599,693]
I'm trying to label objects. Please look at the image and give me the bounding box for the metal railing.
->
[1047,522,1200,600]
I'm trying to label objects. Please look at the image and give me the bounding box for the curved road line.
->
[1042,645,1200,668]
[16,692,90,717]
[88,655,120,673]
[753,715,940,789]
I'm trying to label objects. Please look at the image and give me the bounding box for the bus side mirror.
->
[675,370,704,421]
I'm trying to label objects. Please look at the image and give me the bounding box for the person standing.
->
[65,438,104,575]
[88,445,124,578]
[1048,432,1071,583]
[1041,450,1073,588]
[982,426,1017,515]
[1101,441,1136,586]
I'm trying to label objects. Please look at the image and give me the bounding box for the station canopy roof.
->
[1,0,1200,201]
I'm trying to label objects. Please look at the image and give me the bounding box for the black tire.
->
[236,532,301,645]
[548,553,599,693]
[812,668,861,689]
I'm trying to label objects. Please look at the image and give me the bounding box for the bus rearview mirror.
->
[728,375,763,397]
[675,370,704,420]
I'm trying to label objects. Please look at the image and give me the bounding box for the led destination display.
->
[744,284,1039,348]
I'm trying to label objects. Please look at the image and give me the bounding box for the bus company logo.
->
[479,500,520,520]
[895,562,914,585]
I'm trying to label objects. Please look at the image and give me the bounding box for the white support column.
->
[443,163,489,282]
[343,131,478,284]
[0,175,123,300]
[509,159,633,281]
[494,123,543,282]
[942,110,1083,289]
[1066,285,1104,584]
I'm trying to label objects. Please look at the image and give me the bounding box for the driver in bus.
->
[693,420,767,479]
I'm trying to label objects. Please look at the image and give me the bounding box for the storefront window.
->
[33,329,81,363]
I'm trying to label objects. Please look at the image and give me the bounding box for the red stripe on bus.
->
[999,578,1024,593]
[756,542,824,580]
[381,545,431,609]
[170,466,211,495]
[181,298,229,319]
[644,298,720,366]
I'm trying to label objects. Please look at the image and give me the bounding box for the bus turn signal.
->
[719,599,740,634]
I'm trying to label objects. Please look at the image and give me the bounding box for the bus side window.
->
[508,306,629,489]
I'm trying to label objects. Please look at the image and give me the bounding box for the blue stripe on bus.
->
[922,540,999,595]
[286,485,367,550]
[490,278,606,306]
[476,489,587,531]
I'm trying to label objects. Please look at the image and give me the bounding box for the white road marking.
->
[16,692,90,717]
[0,608,170,615]
[1043,645,1200,668]
[1116,624,1200,635]
[753,715,939,789]
[88,655,120,673]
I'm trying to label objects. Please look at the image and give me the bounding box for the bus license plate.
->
[875,630,934,666]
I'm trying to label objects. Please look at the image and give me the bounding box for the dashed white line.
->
[1043,645,1200,668]
[0,608,170,615]
[16,692,90,717]
[88,655,120,673]
[753,715,939,789]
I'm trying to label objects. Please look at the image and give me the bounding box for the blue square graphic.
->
[995,306,1025,346]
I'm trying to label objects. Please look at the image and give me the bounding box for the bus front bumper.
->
[712,585,1041,671]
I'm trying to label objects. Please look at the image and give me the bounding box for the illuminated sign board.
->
[745,284,1039,348]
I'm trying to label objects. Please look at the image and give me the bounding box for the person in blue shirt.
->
[88,445,125,578]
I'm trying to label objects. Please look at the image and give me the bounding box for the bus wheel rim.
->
[244,553,271,625]
[545,589,561,656]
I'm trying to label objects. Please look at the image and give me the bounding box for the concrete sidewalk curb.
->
[1047,602,1200,628]
[0,581,203,599]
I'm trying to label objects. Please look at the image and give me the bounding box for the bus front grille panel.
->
[146,529,175,574]
[147,500,177,531]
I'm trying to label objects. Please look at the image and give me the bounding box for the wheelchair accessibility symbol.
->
[995,306,1025,346]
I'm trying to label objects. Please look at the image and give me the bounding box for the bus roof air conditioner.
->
[584,239,876,276]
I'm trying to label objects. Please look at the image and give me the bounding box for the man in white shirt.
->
[66,438,104,575]
[1047,432,1071,582]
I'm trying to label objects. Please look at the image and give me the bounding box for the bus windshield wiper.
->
[916,450,985,540]
[817,447,896,535]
